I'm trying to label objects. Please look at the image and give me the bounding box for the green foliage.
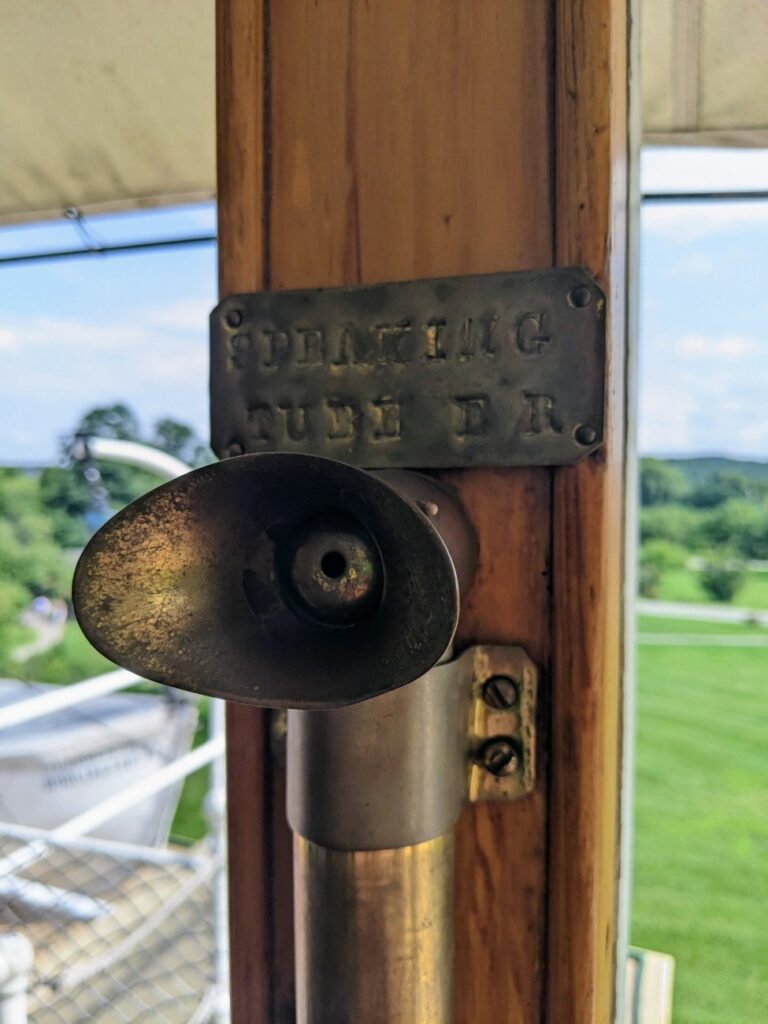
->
[651,567,768,609]
[39,467,90,547]
[0,579,31,652]
[0,469,72,666]
[638,540,688,598]
[96,464,164,509]
[637,461,768,571]
[76,402,141,441]
[639,503,702,546]
[0,402,209,674]
[151,419,211,467]
[690,470,762,509]
[7,621,114,684]
[665,456,768,487]
[0,473,70,600]
[38,403,210,548]
[640,458,690,507]
[699,499,768,561]
[699,556,745,603]
[170,699,212,844]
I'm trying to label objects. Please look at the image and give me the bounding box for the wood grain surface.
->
[216,1,630,1020]
[548,1,630,1020]
[268,3,552,1018]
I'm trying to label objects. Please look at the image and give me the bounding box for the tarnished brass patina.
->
[211,267,606,469]
[73,453,462,708]
[294,833,454,1024]
[466,645,538,803]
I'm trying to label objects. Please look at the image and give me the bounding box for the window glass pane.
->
[634,151,768,1024]
[0,207,226,1023]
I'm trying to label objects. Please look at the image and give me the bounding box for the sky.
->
[1,148,767,465]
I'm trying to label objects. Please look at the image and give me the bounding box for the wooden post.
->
[216,1,632,1020]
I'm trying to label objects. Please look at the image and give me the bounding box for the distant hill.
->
[660,457,768,485]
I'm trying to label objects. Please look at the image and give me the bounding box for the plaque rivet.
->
[575,424,597,446]
[417,500,440,518]
[225,309,244,328]
[226,442,244,457]
[568,285,592,309]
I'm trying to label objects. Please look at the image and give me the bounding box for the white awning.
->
[0,0,215,224]
[643,0,768,148]
[0,0,766,225]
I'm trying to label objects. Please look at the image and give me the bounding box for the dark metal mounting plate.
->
[211,268,605,469]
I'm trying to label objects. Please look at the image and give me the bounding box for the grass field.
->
[632,615,768,1023]
[657,568,768,609]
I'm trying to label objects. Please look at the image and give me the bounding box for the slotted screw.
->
[478,737,519,777]
[482,675,519,710]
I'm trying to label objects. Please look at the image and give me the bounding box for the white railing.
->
[0,669,139,733]
[70,436,193,482]
[0,439,230,1023]
[0,672,229,1022]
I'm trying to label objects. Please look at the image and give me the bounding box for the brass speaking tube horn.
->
[73,453,471,709]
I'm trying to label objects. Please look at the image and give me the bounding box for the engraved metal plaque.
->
[210,268,605,468]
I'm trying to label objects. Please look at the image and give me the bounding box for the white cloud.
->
[143,298,214,332]
[739,420,768,448]
[0,306,210,463]
[678,334,761,359]
[0,328,18,352]
[5,316,148,353]
[638,386,697,453]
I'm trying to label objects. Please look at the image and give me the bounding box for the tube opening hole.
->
[321,551,347,579]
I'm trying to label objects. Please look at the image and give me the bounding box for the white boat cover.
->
[0,680,198,847]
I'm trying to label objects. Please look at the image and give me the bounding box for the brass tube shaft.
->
[294,833,454,1024]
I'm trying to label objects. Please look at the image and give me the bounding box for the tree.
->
[700,556,745,603]
[39,466,90,547]
[699,499,768,561]
[75,402,141,441]
[41,403,211,546]
[0,471,70,597]
[640,458,689,507]
[691,471,754,509]
[0,579,29,652]
[151,418,210,467]
[639,504,702,547]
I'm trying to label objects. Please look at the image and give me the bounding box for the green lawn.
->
[656,568,768,609]
[632,615,768,1023]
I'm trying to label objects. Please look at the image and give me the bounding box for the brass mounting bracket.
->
[464,644,538,803]
[280,642,538,850]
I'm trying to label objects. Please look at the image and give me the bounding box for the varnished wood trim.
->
[224,704,271,1022]
[216,0,264,297]
[217,3,294,1022]
[548,0,630,1020]
[216,2,631,1021]
[267,3,553,1018]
